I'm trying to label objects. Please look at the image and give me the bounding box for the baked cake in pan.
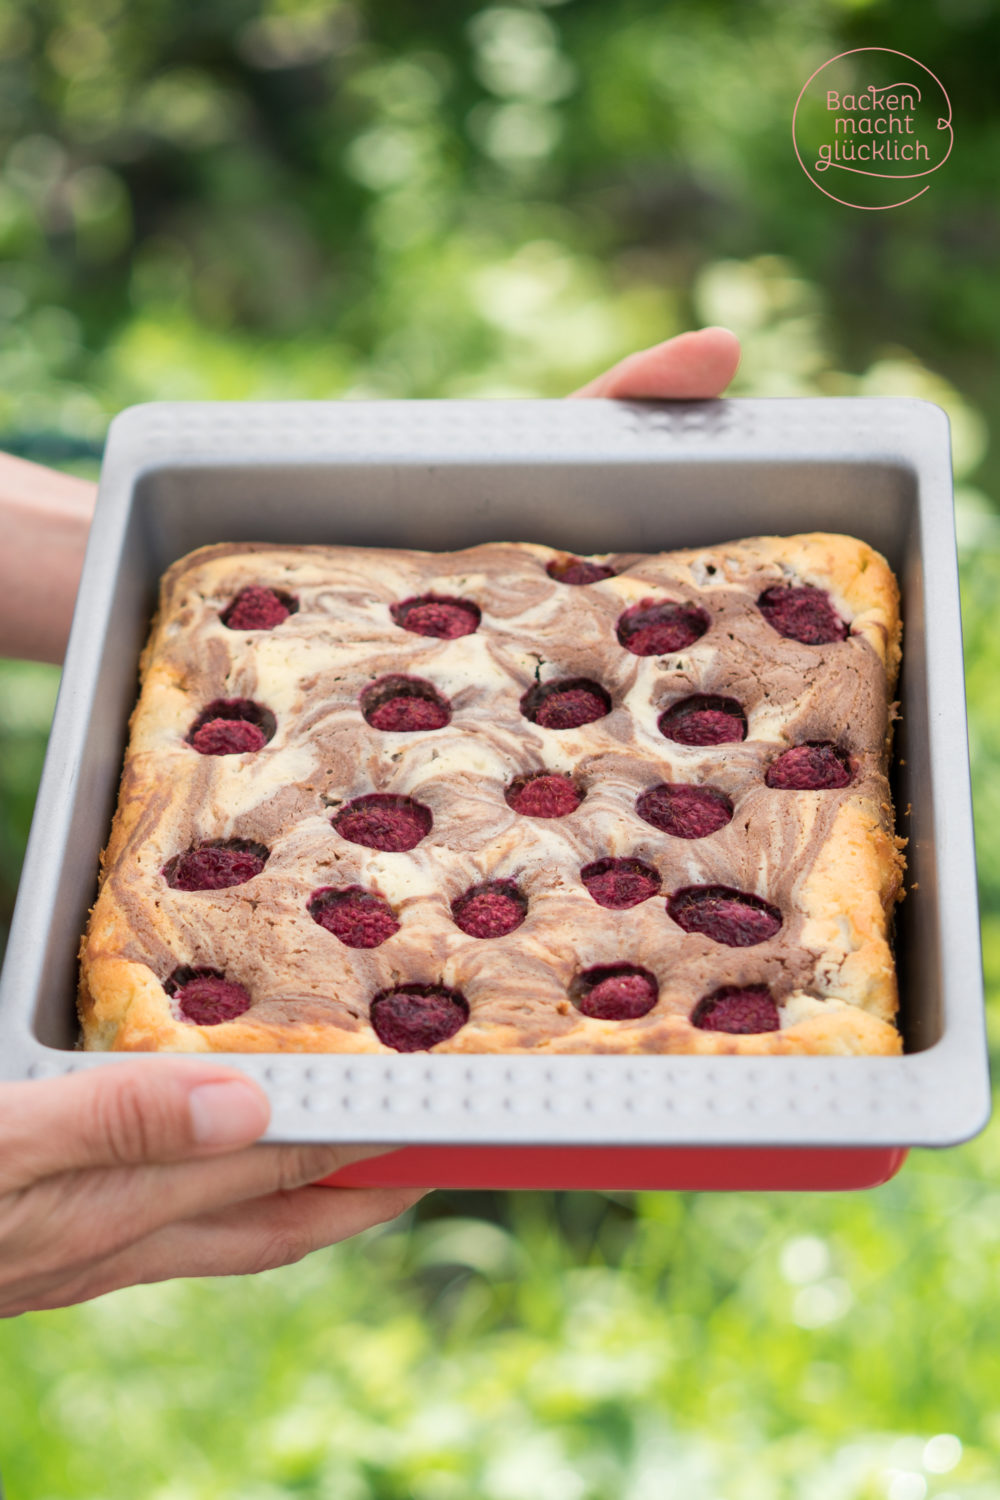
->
[78,532,904,1056]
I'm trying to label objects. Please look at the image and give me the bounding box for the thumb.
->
[0,1059,272,1188]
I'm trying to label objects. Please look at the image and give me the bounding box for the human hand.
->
[570,325,741,399]
[0,451,96,664]
[0,1059,423,1316]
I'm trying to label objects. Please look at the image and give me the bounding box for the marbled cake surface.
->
[78,532,904,1056]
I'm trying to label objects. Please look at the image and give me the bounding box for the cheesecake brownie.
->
[78,533,904,1056]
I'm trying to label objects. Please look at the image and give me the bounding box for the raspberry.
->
[635,783,733,839]
[657,695,746,746]
[370,985,469,1051]
[361,675,451,732]
[546,556,617,586]
[166,967,252,1026]
[505,772,581,818]
[573,965,658,1020]
[521,678,611,730]
[391,595,481,638]
[369,697,450,731]
[452,880,527,938]
[580,858,661,909]
[190,719,267,755]
[616,599,709,656]
[309,886,399,948]
[757,584,848,645]
[187,699,275,756]
[667,886,782,947]
[163,840,268,891]
[221,586,296,631]
[333,794,432,852]
[691,984,780,1034]
[765,742,853,790]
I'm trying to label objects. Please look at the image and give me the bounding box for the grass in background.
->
[2,1151,1000,1498]
[1,0,1000,1492]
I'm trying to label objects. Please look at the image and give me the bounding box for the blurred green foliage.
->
[2,0,1000,1496]
[3,1151,1000,1499]
[0,662,59,954]
[0,0,998,444]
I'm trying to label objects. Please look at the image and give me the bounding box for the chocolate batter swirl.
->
[78,534,904,1056]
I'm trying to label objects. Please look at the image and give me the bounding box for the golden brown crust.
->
[78,532,904,1057]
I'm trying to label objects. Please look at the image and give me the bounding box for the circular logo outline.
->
[792,47,953,210]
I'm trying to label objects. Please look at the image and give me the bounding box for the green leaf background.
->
[1,0,1000,1494]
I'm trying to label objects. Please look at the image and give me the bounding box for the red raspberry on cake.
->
[520,678,611,730]
[391,594,481,638]
[757,584,848,645]
[766,742,853,790]
[163,839,268,891]
[636,784,733,839]
[186,699,275,756]
[691,985,780,1034]
[505,772,581,818]
[165,967,252,1026]
[332,794,432,852]
[658,695,746,746]
[361,675,451,732]
[452,880,527,938]
[370,985,469,1051]
[616,599,709,656]
[668,886,782,947]
[581,858,661,909]
[221,586,297,631]
[309,886,400,948]
[572,965,659,1020]
[546,555,617,586]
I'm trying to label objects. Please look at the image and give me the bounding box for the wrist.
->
[0,454,97,664]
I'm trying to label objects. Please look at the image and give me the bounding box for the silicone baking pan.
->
[0,397,988,1192]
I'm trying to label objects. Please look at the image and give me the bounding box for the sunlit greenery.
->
[1,0,1000,1495]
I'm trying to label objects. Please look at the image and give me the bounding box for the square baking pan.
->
[0,396,988,1192]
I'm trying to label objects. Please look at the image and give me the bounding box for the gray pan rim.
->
[0,396,989,1149]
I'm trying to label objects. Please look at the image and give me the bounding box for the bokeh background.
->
[2,0,1000,1495]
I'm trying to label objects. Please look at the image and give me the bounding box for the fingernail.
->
[189,1080,270,1147]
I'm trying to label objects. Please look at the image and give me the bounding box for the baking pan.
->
[0,397,988,1192]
